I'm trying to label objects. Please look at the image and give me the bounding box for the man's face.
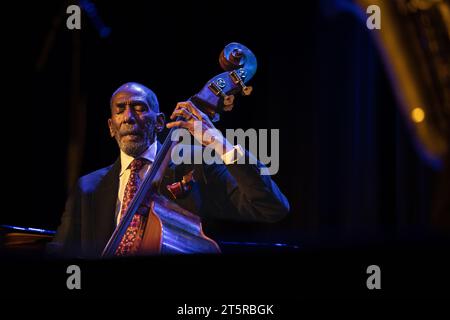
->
[108,87,163,157]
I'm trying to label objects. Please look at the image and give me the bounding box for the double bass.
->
[101,42,257,257]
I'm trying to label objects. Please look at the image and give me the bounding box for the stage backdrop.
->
[4,0,448,249]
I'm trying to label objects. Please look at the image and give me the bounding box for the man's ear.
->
[155,113,165,133]
[107,118,115,137]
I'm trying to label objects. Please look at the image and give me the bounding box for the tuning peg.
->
[208,82,236,110]
[211,113,220,122]
[242,86,253,96]
[229,70,253,96]
[223,104,234,112]
[224,95,235,106]
[223,95,234,111]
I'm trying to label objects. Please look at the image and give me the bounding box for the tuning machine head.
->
[229,70,253,96]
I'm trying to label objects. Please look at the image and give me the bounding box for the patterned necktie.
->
[115,158,149,256]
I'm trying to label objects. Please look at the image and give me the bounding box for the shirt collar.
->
[119,140,157,176]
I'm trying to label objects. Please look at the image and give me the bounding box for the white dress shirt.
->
[115,141,157,225]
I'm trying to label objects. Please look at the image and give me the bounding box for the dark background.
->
[3,0,449,251]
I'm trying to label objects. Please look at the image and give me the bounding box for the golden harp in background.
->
[356,0,449,166]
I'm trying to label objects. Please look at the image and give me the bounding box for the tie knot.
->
[130,158,148,173]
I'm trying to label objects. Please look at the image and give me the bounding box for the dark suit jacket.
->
[48,145,289,258]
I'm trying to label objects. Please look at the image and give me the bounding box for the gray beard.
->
[116,132,155,157]
[119,139,149,157]
[114,118,156,157]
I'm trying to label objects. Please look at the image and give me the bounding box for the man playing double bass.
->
[48,82,289,258]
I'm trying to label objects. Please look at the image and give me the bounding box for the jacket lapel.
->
[91,158,121,256]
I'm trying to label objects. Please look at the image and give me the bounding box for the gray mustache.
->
[120,130,143,137]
